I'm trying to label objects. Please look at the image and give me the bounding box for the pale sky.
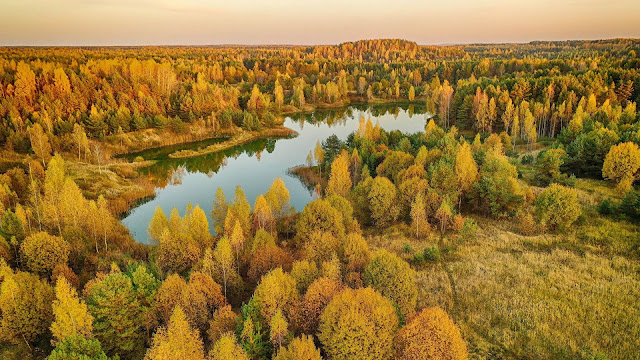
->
[1,0,639,46]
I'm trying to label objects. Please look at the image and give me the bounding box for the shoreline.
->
[167,126,298,159]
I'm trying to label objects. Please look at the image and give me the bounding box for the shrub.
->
[534,184,581,230]
[597,199,615,216]
[459,218,478,241]
[521,153,534,164]
[423,246,441,262]
[619,190,640,221]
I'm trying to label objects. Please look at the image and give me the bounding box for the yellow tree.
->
[395,307,468,360]
[602,142,640,193]
[21,231,70,275]
[439,80,454,128]
[209,332,249,360]
[270,309,288,350]
[207,306,238,344]
[0,269,54,347]
[408,86,415,101]
[502,98,515,134]
[410,194,428,238]
[454,142,478,207]
[436,198,453,233]
[60,178,86,228]
[53,68,71,98]
[51,277,93,343]
[28,123,52,167]
[72,123,90,161]
[327,151,352,197]
[363,249,417,319]
[148,207,169,244]
[145,306,205,360]
[274,80,284,109]
[253,268,299,321]
[14,61,36,107]
[232,186,251,236]
[318,287,398,360]
[230,220,245,265]
[213,236,235,299]
[274,335,322,360]
[368,176,400,227]
[43,154,65,233]
[253,195,275,233]
[314,141,324,176]
[265,178,290,217]
[189,205,210,250]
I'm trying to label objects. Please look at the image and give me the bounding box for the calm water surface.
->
[122,104,429,243]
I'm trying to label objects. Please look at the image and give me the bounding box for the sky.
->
[1,0,639,46]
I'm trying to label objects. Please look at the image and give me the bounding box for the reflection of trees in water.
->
[143,137,277,188]
[288,103,427,127]
[169,165,187,185]
[139,105,429,188]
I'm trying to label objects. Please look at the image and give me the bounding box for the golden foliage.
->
[274,335,322,360]
[209,332,249,360]
[51,277,94,343]
[395,307,468,360]
[363,249,418,318]
[602,142,640,192]
[253,268,299,322]
[21,231,70,275]
[318,287,398,360]
[145,306,205,360]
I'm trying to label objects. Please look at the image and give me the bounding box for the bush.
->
[423,246,441,262]
[521,153,534,164]
[459,218,478,241]
[534,184,581,230]
[620,190,640,221]
[597,199,615,216]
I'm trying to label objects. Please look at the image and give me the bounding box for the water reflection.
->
[122,103,429,243]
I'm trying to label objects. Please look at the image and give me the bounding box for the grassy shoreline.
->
[168,126,298,159]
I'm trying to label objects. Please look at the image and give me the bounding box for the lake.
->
[122,104,430,243]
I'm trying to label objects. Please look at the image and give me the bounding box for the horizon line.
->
[1,37,639,49]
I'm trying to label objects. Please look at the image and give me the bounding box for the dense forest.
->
[0,39,639,360]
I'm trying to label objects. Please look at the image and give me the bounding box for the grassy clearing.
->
[66,161,155,216]
[365,177,640,360]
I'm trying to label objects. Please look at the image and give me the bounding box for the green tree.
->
[86,272,144,357]
[48,335,112,360]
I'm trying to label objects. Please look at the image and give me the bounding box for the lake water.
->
[122,104,430,243]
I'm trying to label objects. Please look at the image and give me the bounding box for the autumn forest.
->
[0,38,639,360]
